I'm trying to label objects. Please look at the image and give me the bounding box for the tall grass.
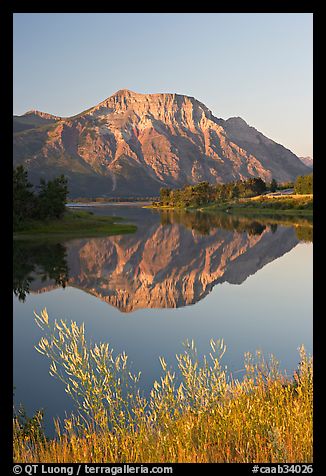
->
[13,309,313,463]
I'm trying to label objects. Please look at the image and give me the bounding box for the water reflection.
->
[13,212,312,311]
[160,210,268,236]
[13,241,69,302]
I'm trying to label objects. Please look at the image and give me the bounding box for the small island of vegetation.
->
[13,166,137,238]
[151,175,313,216]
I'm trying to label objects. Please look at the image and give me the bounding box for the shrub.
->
[13,309,313,463]
[294,174,313,195]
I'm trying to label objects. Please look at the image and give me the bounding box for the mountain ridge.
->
[13,89,311,197]
[299,156,313,168]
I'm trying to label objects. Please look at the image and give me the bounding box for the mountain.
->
[13,110,61,133]
[13,89,311,197]
[299,156,313,168]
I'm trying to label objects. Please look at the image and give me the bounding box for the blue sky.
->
[13,13,313,157]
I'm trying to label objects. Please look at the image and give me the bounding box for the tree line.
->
[13,165,69,231]
[157,174,313,208]
[158,177,268,208]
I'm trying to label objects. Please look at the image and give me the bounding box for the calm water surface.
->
[13,205,313,434]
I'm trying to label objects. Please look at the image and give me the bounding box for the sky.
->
[13,13,313,157]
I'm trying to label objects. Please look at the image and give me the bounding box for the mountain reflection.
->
[13,212,312,311]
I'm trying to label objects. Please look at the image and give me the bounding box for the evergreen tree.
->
[13,165,35,230]
[36,175,69,219]
[13,165,69,229]
[160,187,171,205]
[270,178,278,192]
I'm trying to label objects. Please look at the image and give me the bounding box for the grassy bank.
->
[150,194,313,217]
[13,209,137,239]
[13,310,313,463]
[201,194,313,217]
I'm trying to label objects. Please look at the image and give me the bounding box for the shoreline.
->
[66,201,152,208]
[148,204,313,217]
[13,209,137,240]
[148,194,313,217]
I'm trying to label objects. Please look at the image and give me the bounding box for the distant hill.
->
[299,156,313,168]
[13,110,62,133]
[13,89,311,197]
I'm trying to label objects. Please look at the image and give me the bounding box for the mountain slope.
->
[299,156,313,168]
[13,89,311,197]
[13,110,61,133]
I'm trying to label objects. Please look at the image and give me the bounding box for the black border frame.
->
[2,4,320,474]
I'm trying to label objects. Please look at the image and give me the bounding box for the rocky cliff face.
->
[13,89,311,197]
[29,219,299,312]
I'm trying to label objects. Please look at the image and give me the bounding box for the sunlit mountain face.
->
[13,90,311,197]
[14,212,311,312]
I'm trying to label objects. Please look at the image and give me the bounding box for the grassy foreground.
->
[13,310,313,463]
[13,209,137,239]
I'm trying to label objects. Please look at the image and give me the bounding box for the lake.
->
[13,205,313,435]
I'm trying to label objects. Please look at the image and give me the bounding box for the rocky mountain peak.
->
[223,116,271,146]
[225,116,249,127]
[111,88,141,99]
[84,90,214,133]
[299,156,313,168]
[13,89,312,197]
[98,89,208,111]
